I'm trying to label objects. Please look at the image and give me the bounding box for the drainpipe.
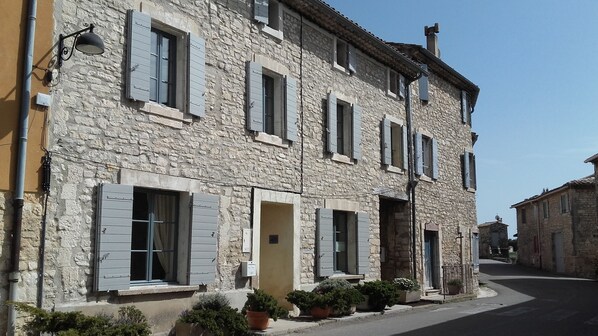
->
[9,0,37,334]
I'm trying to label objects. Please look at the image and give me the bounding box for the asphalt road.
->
[295,259,598,336]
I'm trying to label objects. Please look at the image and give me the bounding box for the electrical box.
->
[36,93,52,107]
[241,261,257,277]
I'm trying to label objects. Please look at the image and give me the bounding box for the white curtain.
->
[153,194,175,279]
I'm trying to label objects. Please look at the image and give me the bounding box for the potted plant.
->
[356,280,397,312]
[393,278,421,304]
[447,278,463,295]
[314,278,363,316]
[285,290,332,319]
[242,289,288,331]
[175,293,249,336]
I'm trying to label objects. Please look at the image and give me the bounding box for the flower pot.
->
[447,285,461,295]
[397,290,421,304]
[246,310,270,331]
[310,306,331,319]
[175,321,212,336]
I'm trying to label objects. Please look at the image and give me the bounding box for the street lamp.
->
[57,23,104,67]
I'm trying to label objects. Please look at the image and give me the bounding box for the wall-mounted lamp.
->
[57,24,105,67]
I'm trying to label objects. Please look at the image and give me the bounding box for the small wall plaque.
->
[269,235,279,244]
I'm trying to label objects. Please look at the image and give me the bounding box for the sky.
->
[324,0,598,238]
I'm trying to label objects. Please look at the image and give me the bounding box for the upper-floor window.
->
[463,150,477,190]
[419,64,429,102]
[253,0,283,40]
[327,93,361,161]
[521,208,527,224]
[126,10,206,118]
[560,193,569,214]
[336,101,352,156]
[542,200,550,218]
[387,69,405,99]
[382,116,407,170]
[461,90,472,125]
[415,132,438,179]
[333,38,357,74]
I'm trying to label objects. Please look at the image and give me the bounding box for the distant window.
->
[560,193,569,214]
[336,39,348,69]
[542,200,549,219]
[521,208,527,224]
[336,101,353,156]
[533,236,539,253]
[387,69,405,99]
[421,135,433,177]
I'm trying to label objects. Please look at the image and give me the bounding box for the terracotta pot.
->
[447,285,461,295]
[310,306,331,319]
[246,310,270,331]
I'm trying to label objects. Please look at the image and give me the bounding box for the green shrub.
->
[356,280,397,311]
[178,306,249,336]
[314,278,353,293]
[328,287,364,316]
[192,293,230,311]
[393,278,420,292]
[285,290,316,313]
[447,278,463,287]
[10,302,150,336]
[242,289,288,321]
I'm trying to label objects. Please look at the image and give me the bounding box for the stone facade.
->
[478,220,509,259]
[513,170,597,278]
[2,0,480,334]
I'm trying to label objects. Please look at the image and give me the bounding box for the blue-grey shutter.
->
[382,118,391,165]
[246,62,263,132]
[463,151,471,189]
[126,10,151,102]
[461,90,468,124]
[348,44,357,73]
[471,153,477,189]
[327,93,337,153]
[402,125,409,170]
[285,76,298,142]
[356,212,370,275]
[254,0,269,24]
[419,64,429,102]
[95,184,133,291]
[414,132,423,175]
[431,138,439,179]
[316,208,334,277]
[352,104,362,160]
[187,34,206,117]
[189,193,219,285]
[398,74,406,99]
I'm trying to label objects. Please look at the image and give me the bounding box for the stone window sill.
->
[261,25,283,42]
[333,62,350,75]
[418,174,434,183]
[466,187,476,193]
[385,165,405,175]
[255,132,289,148]
[331,153,354,165]
[140,102,192,129]
[116,284,199,296]
[329,274,364,281]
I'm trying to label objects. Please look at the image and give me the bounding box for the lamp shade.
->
[75,32,105,55]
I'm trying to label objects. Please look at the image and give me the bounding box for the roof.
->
[478,221,508,228]
[511,175,595,208]
[387,43,480,108]
[584,153,598,164]
[280,0,424,80]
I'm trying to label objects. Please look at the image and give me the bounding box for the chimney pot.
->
[425,23,440,57]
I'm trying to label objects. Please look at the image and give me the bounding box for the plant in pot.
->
[242,289,288,331]
[176,293,249,336]
[314,278,362,316]
[285,289,332,319]
[447,279,463,295]
[356,280,397,312]
[393,278,421,304]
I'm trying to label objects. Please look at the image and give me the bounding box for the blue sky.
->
[324,0,598,238]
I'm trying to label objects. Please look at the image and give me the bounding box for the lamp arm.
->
[57,24,95,67]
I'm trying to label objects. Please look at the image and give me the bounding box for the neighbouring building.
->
[1,0,480,334]
[478,216,508,258]
[512,154,598,278]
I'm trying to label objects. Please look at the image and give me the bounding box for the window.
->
[246,61,297,142]
[521,208,527,224]
[463,150,477,190]
[415,132,437,179]
[126,10,206,117]
[533,236,539,253]
[382,117,407,170]
[253,0,283,39]
[150,29,176,107]
[131,189,178,283]
[94,184,219,291]
[387,69,405,99]
[461,90,471,125]
[316,208,369,277]
[327,93,361,160]
[333,38,356,73]
[542,200,549,218]
[560,193,569,214]
[419,64,429,102]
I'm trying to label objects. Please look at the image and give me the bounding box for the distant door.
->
[553,232,565,273]
[424,232,436,288]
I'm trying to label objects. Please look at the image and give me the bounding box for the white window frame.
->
[333,37,349,73]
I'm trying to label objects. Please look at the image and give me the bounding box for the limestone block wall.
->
[571,187,598,278]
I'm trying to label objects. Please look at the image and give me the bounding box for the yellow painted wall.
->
[0,0,53,192]
[260,203,294,309]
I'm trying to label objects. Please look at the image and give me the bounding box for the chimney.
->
[425,23,440,57]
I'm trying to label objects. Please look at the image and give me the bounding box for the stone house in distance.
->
[1,0,480,334]
[477,216,509,259]
[512,154,598,278]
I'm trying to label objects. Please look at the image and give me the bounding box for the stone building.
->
[477,216,509,259]
[512,154,598,278]
[1,0,480,334]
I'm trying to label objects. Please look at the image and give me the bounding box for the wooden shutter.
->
[402,125,408,170]
[352,104,362,160]
[189,193,219,285]
[327,93,337,153]
[414,132,423,175]
[398,74,406,99]
[431,138,439,179]
[316,208,334,277]
[348,44,357,73]
[471,153,477,189]
[285,76,298,142]
[95,184,133,291]
[461,90,468,124]
[356,212,370,275]
[253,0,269,24]
[419,64,429,102]
[463,151,470,189]
[246,62,264,132]
[382,118,391,165]
[126,10,151,102]
[187,34,206,117]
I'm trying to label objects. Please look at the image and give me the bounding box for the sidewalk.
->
[253,287,498,335]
